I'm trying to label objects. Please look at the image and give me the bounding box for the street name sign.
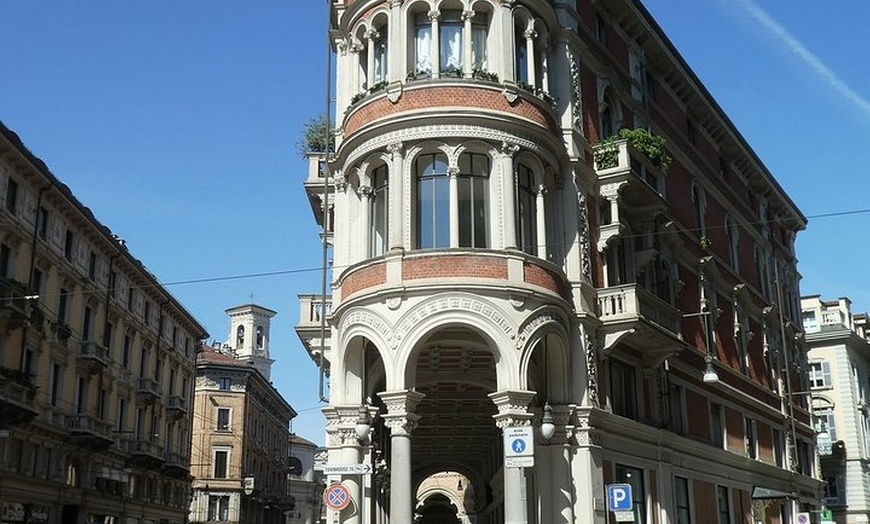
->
[323,463,373,475]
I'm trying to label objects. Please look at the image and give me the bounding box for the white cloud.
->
[733,0,870,118]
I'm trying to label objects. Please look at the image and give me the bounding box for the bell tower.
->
[225,303,277,381]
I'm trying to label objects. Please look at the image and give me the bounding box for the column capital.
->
[447,166,460,178]
[500,141,520,157]
[387,141,404,159]
[462,9,476,21]
[428,10,441,22]
[489,390,535,428]
[536,184,548,196]
[323,405,366,447]
[523,28,538,41]
[379,389,426,436]
[359,185,373,198]
[364,29,381,42]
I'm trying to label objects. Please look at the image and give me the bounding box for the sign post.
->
[503,426,534,468]
[607,484,634,522]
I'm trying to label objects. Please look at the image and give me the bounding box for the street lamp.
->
[703,354,720,384]
[540,402,556,440]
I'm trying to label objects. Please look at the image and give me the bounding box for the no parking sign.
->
[323,483,351,511]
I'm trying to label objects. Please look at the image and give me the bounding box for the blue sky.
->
[0,1,867,444]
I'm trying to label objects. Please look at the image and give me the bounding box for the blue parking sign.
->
[607,483,633,512]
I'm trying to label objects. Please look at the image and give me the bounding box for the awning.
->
[751,486,794,500]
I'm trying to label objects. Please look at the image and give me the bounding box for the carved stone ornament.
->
[379,390,426,437]
[568,50,583,131]
[489,390,535,428]
[385,296,402,311]
[324,405,367,446]
[577,190,591,279]
[515,313,555,350]
[502,86,519,104]
[586,337,599,406]
[386,142,404,159]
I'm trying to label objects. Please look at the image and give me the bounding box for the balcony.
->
[136,377,160,404]
[162,451,189,479]
[295,294,332,373]
[50,320,73,347]
[0,278,31,332]
[594,139,669,252]
[303,153,334,243]
[77,341,109,375]
[125,438,165,468]
[597,284,684,366]
[0,370,38,427]
[166,395,188,419]
[65,414,114,451]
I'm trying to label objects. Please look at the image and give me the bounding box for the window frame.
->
[415,152,450,249]
[213,448,230,479]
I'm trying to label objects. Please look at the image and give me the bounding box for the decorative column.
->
[387,142,405,251]
[540,37,550,94]
[351,41,364,93]
[550,405,575,523]
[323,405,366,524]
[358,184,373,260]
[536,184,548,259]
[365,29,379,86]
[448,166,460,248]
[462,10,474,77]
[524,29,538,88]
[389,0,402,83]
[429,10,441,78]
[379,390,426,524]
[500,142,519,250]
[489,390,535,524]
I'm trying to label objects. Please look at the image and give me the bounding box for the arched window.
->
[416,153,450,248]
[457,153,489,248]
[471,12,489,70]
[236,325,245,348]
[515,24,529,84]
[371,164,389,257]
[255,326,264,349]
[440,10,463,74]
[655,259,674,305]
[373,29,388,83]
[516,163,537,254]
[67,462,79,487]
[414,12,432,74]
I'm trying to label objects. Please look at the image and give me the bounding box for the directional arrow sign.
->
[323,463,373,475]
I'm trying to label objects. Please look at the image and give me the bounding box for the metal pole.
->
[318,0,334,404]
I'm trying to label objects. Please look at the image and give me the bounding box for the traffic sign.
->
[323,463,372,475]
[323,484,351,511]
[504,426,534,458]
[505,456,535,468]
[607,484,633,512]
[796,513,810,524]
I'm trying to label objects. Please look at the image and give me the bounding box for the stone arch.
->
[334,308,397,404]
[518,312,571,403]
[393,293,519,391]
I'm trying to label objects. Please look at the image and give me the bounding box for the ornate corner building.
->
[0,122,208,524]
[296,0,823,523]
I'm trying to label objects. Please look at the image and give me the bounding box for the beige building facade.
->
[0,122,208,524]
[189,305,296,524]
[802,296,870,524]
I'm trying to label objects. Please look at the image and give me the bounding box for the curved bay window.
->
[371,164,389,256]
[416,153,450,249]
[457,153,489,248]
[516,163,537,254]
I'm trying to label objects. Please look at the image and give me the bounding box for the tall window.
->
[669,384,684,434]
[255,326,264,349]
[37,207,48,240]
[471,12,488,70]
[458,153,489,248]
[208,495,230,521]
[610,360,637,420]
[216,408,231,431]
[615,465,646,524]
[82,306,92,341]
[773,428,784,467]
[515,24,529,84]
[0,244,9,278]
[50,363,61,407]
[716,486,730,524]
[213,449,229,478]
[440,10,463,73]
[516,164,537,254]
[373,32,388,83]
[710,402,724,448]
[416,153,450,249]
[809,361,832,388]
[236,325,245,347]
[692,183,706,234]
[371,164,389,256]
[414,12,432,73]
[64,230,74,261]
[726,216,739,269]
[674,476,691,524]
[5,178,18,214]
[218,377,232,390]
[745,417,757,459]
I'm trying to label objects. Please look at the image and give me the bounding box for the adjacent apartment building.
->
[0,121,208,524]
[296,0,822,522]
[189,304,297,524]
[802,295,870,523]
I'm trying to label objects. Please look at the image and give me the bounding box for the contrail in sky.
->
[733,0,870,118]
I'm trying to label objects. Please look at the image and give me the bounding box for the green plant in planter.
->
[368,80,388,93]
[617,128,672,170]
[699,235,712,251]
[472,69,499,82]
[593,136,620,170]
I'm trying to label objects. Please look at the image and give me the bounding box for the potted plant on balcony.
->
[594,128,672,171]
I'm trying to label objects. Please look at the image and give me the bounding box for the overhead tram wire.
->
[9,205,870,304]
